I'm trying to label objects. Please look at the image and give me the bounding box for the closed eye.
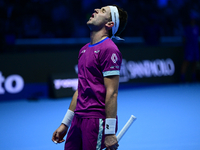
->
[102,8,106,13]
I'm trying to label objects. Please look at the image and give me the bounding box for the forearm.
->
[105,90,118,118]
[68,89,78,111]
[61,90,78,127]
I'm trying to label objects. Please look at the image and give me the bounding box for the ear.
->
[105,21,114,29]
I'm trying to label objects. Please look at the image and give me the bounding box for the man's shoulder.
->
[82,43,90,49]
[79,43,90,51]
[101,38,119,51]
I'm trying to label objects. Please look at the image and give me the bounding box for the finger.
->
[55,132,60,143]
[53,139,65,144]
[57,139,65,143]
[55,132,65,143]
[108,143,119,150]
[52,131,57,142]
[52,131,60,143]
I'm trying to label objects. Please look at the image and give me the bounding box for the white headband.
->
[108,6,124,40]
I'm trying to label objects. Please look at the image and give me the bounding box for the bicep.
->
[104,75,120,94]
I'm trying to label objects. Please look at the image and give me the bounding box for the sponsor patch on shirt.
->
[110,66,115,69]
[111,53,118,63]
[110,66,119,69]
[81,50,86,53]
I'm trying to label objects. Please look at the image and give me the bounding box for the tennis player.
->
[52,4,128,150]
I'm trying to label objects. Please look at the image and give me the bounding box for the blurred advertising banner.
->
[0,45,184,100]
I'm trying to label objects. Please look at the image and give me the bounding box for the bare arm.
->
[68,89,78,111]
[104,75,120,149]
[52,90,78,143]
[104,75,119,118]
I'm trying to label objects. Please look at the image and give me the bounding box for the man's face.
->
[87,6,111,30]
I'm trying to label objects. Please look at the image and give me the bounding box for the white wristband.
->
[105,118,116,135]
[61,109,74,127]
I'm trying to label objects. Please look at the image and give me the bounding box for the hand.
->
[52,123,68,144]
[104,134,119,150]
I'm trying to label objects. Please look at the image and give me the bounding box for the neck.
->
[90,30,109,45]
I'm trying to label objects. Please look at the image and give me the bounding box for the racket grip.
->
[117,115,136,142]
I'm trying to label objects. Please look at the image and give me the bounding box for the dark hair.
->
[108,5,128,38]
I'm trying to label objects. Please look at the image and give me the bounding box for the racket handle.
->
[117,115,136,142]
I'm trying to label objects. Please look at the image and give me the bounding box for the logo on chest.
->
[94,50,100,53]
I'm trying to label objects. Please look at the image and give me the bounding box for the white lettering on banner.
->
[120,58,175,82]
[54,79,78,90]
[0,72,24,94]
[0,72,5,94]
